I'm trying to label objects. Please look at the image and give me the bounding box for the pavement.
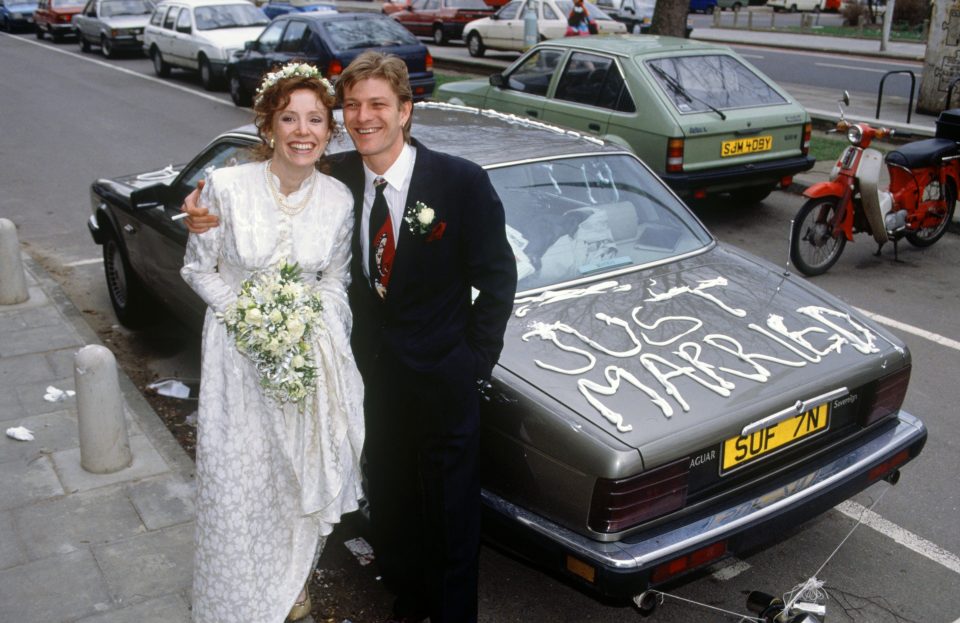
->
[0,26,944,623]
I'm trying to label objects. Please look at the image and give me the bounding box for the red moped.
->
[789,94,959,276]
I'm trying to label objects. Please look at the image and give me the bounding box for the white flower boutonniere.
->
[404,201,447,241]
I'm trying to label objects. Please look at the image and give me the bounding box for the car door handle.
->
[526,110,539,117]
[123,224,136,234]
[588,123,601,132]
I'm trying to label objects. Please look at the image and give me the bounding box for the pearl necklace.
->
[265,162,317,216]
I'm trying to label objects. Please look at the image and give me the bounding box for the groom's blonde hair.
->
[336,51,413,143]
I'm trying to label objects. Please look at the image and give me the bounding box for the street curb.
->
[690,28,926,62]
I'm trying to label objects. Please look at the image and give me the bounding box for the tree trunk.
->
[649,0,689,38]
[917,0,959,114]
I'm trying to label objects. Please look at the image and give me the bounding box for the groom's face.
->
[342,77,413,173]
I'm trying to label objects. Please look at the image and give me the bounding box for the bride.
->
[181,63,364,623]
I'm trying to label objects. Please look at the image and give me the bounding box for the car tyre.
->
[630,21,641,34]
[467,31,485,57]
[729,185,773,205]
[51,28,63,42]
[432,24,447,45]
[78,32,91,52]
[199,56,219,90]
[0,16,8,31]
[789,3,798,11]
[151,47,171,77]
[102,228,153,329]
[229,71,252,107]
[101,35,115,58]
[35,24,44,38]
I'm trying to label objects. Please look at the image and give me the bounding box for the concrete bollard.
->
[0,218,29,305]
[74,345,132,474]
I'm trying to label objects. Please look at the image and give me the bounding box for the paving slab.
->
[93,522,194,604]
[0,284,50,312]
[0,351,57,390]
[0,389,21,422]
[0,548,112,623]
[74,593,193,623]
[126,473,196,531]
[0,454,64,511]
[0,323,85,357]
[0,510,26,571]
[15,376,77,417]
[51,434,170,494]
[13,485,147,561]
[0,409,77,461]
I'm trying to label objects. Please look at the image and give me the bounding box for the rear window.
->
[645,54,787,114]
[488,154,711,292]
[323,16,419,49]
[194,3,268,30]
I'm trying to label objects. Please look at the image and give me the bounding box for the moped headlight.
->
[847,124,863,146]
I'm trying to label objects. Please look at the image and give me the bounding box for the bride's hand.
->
[182,181,220,233]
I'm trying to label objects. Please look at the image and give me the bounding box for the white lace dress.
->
[181,160,365,623]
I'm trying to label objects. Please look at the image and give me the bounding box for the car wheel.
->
[78,32,91,52]
[199,56,219,90]
[102,228,153,328]
[51,28,63,42]
[229,71,252,107]
[906,181,956,247]
[789,3,798,11]
[101,35,115,58]
[432,25,447,45]
[733,1,742,8]
[151,47,170,77]
[467,31,485,58]
[630,22,641,34]
[35,24,44,38]
[0,16,8,31]
[789,197,846,276]
[729,185,773,205]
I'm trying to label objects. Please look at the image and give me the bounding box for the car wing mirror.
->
[176,24,191,33]
[131,184,173,211]
[489,72,505,87]
[244,40,256,51]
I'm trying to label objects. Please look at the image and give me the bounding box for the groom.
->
[185,52,517,623]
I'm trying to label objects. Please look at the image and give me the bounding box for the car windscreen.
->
[101,0,152,16]
[487,154,712,292]
[194,3,268,30]
[556,0,615,20]
[322,16,419,49]
[53,0,84,6]
[644,54,787,114]
[448,0,490,8]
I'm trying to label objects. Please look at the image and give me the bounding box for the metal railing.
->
[876,70,916,124]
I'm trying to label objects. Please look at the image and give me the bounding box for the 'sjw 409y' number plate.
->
[721,135,772,157]
[721,403,830,474]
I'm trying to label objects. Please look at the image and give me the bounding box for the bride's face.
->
[270,89,332,172]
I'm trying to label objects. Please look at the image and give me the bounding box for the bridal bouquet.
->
[220,261,323,405]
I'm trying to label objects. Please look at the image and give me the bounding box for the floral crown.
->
[254,62,335,106]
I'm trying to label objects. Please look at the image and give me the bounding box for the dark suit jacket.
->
[329,139,517,385]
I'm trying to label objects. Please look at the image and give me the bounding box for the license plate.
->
[721,135,773,157]
[721,403,829,474]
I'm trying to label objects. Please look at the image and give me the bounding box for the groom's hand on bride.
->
[181,181,220,233]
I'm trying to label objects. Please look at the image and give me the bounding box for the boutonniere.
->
[404,201,446,242]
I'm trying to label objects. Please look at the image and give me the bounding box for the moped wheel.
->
[790,197,846,276]
[906,182,956,247]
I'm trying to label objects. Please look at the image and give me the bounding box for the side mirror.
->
[244,39,256,51]
[841,90,850,107]
[490,12,499,19]
[130,184,173,211]
[176,24,191,33]
[489,73,504,87]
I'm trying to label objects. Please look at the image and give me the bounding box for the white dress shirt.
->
[360,143,417,281]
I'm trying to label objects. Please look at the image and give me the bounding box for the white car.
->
[143,0,268,90]
[463,0,627,57]
[594,0,652,34]
[766,0,825,11]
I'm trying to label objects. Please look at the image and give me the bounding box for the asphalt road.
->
[3,29,960,623]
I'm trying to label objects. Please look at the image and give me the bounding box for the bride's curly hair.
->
[251,67,341,172]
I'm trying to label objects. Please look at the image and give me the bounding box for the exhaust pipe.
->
[885,468,901,485]
[632,590,659,616]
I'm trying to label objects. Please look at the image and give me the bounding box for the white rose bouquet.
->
[219,261,323,404]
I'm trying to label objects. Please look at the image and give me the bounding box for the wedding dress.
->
[181,160,364,623]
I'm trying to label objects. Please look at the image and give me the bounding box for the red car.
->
[391,0,498,45]
[34,0,83,40]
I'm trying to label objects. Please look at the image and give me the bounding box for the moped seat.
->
[885,138,959,169]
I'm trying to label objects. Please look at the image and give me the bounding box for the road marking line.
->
[815,62,891,73]
[0,32,231,106]
[710,558,751,581]
[836,501,960,576]
[64,258,103,267]
[855,307,960,352]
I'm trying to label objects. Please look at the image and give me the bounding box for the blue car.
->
[0,0,38,30]
[260,0,334,20]
[689,0,717,11]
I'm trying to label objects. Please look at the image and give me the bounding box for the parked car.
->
[227,12,435,107]
[716,0,768,9]
[34,0,83,40]
[73,0,153,57]
[390,0,495,45]
[439,36,814,202]
[143,0,268,90]
[260,0,334,20]
[689,0,716,12]
[85,102,927,603]
[462,0,626,58]
[767,0,825,11]
[0,0,38,30]
[594,0,652,33]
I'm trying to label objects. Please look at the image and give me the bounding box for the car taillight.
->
[588,458,688,534]
[651,540,727,584]
[860,364,911,427]
[802,121,812,156]
[327,59,343,78]
[425,50,433,72]
[58,12,72,22]
[666,138,684,173]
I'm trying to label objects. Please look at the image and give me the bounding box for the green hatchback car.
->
[437,36,814,203]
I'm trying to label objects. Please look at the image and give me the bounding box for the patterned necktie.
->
[368,177,395,300]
